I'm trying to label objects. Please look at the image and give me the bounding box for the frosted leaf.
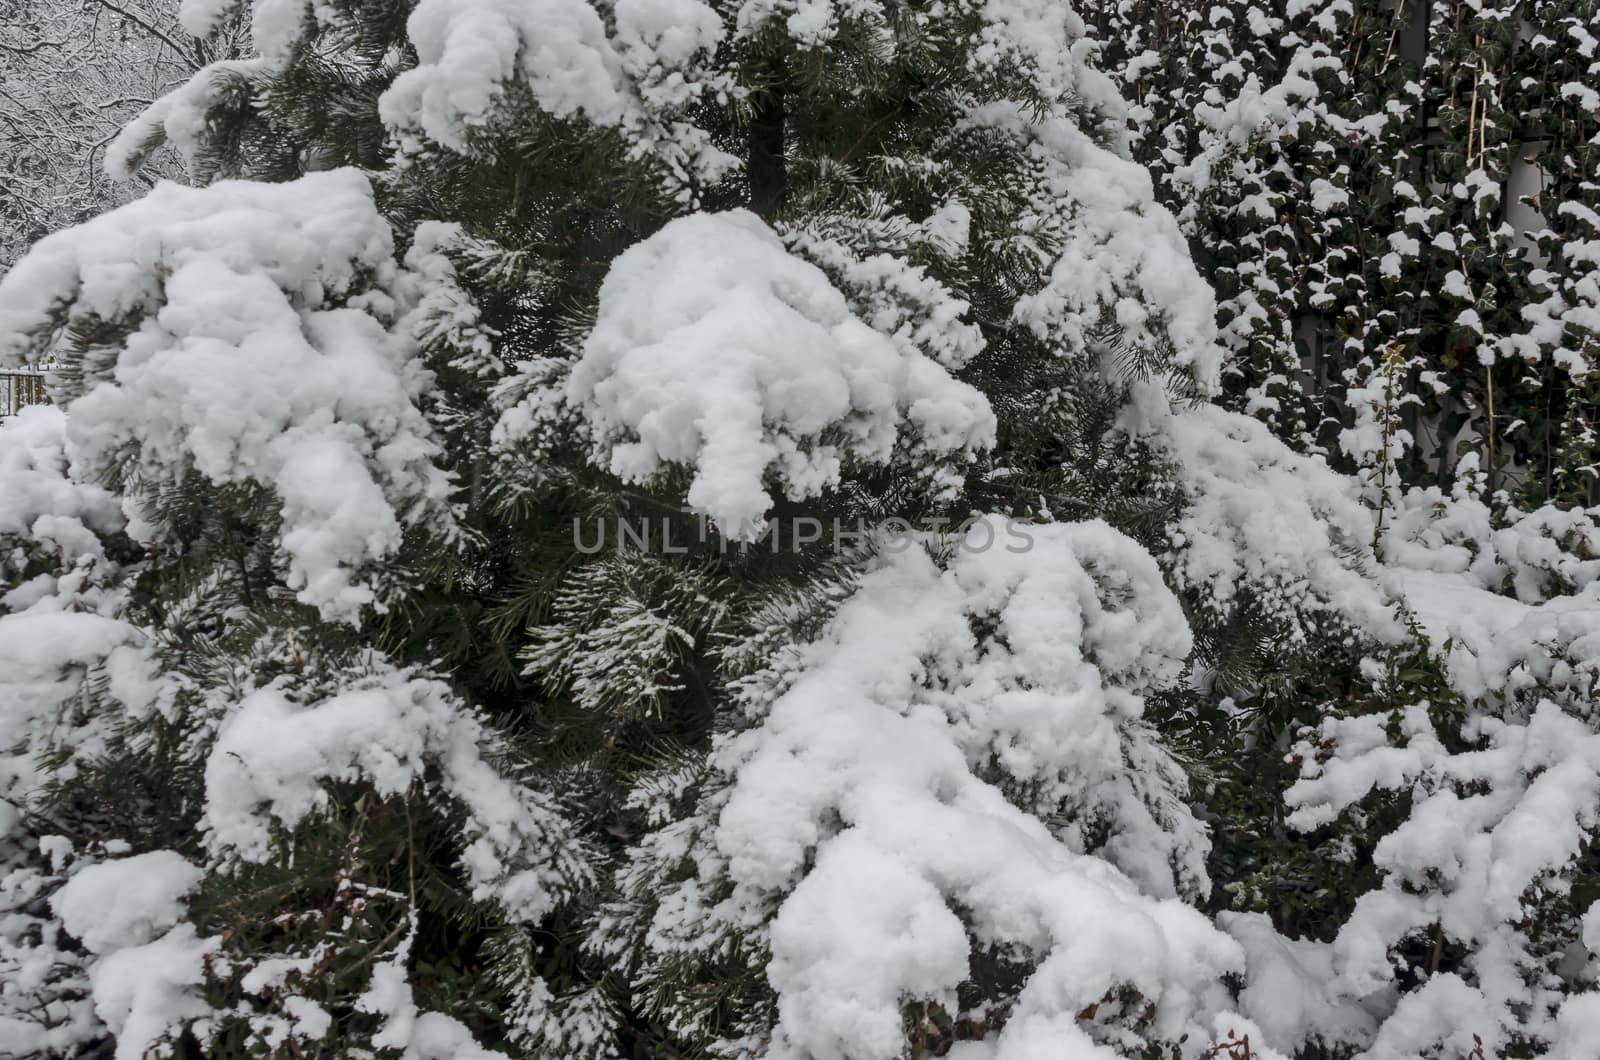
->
[1500,202,1600,379]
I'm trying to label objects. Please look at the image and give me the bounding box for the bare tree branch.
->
[0,0,198,267]
[80,0,203,72]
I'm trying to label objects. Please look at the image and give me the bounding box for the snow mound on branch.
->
[105,59,261,180]
[0,169,393,359]
[971,103,1223,392]
[1385,471,1600,702]
[0,610,153,822]
[501,209,995,540]
[1397,571,1600,707]
[733,0,1128,127]
[965,0,1128,118]
[1384,457,1600,604]
[1219,912,1378,1053]
[177,0,309,55]
[45,850,218,1060]
[710,518,1238,1056]
[89,924,219,1060]
[0,539,170,824]
[380,0,737,193]
[113,0,327,179]
[1162,404,1401,643]
[0,413,160,813]
[1227,465,1600,1059]
[358,952,507,1060]
[784,227,986,372]
[0,170,458,622]
[1283,700,1600,1056]
[0,406,124,582]
[204,655,593,922]
[51,851,203,955]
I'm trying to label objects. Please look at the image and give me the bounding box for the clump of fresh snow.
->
[1161,404,1400,643]
[0,406,124,583]
[380,0,737,194]
[0,610,151,819]
[784,227,986,372]
[1395,571,1600,705]
[1219,912,1378,1053]
[88,924,219,1060]
[356,943,509,1060]
[385,0,640,143]
[1206,445,1600,1059]
[630,518,1240,1056]
[733,0,1128,129]
[1281,699,1600,1056]
[401,221,505,378]
[972,104,1223,392]
[111,0,335,180]
[204,654,593,922]
[0,859,100,1055]
[1381,460,1600,702]
[105,60,262,180]
[178,0,309,55]
[0,170,458,622]
[497,209,995,540]
[176,0,238,37]
[51,851,204,955]
[1384,455,1600,604]
[46,851,219,1060]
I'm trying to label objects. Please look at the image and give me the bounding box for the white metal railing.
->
[0,366,50,417]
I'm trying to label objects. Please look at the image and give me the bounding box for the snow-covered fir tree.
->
[1,0,1599,1059]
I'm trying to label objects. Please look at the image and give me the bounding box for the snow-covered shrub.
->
[0,170,459,622]
[4,0,1599,1056]
[593,520,1246,1057]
